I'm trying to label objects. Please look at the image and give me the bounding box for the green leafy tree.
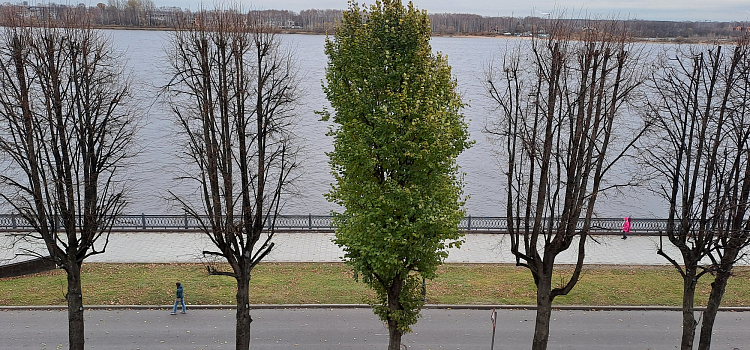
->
[321,1,471,349]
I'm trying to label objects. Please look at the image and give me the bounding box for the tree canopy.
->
[322,1,471,348]
[485,18,647,350]
[165,10,300,350]
[0,13,137,350]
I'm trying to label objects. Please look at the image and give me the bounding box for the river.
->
[108,29,664,218]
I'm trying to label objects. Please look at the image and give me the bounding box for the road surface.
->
[1,308,749,349]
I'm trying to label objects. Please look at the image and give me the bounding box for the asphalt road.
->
[1,308,748,349]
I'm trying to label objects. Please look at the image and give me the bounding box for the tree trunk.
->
[386,277,405,350]
[236,275,252,350]
[387,322,402,350]
[681,266,698,350]
[697,267,731,350]
[67,263,85,350]
[532,272,553,350]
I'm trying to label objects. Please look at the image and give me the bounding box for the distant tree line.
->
[430,14,749,39]
[0,2,343,32]
[0,2,747,38]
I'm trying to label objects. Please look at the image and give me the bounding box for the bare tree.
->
[642,36,750,350]
[485,18,646,350]
[0,11,137,350]
[165,9,300,350]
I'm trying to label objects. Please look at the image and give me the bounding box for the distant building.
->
[273,20,302,29]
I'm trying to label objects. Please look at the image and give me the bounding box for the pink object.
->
[622,217,631,233]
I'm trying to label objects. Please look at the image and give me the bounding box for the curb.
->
[2,304,750,312]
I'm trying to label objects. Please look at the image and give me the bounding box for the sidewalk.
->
[5,231,745,265]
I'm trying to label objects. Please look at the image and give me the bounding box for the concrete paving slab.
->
[2,231,749,266]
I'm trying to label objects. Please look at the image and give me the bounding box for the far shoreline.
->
[97,25,731,44]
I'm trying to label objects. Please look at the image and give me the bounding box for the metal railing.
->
[0,213,667,234]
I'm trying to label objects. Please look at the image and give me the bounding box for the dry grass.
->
[1,263,749,307]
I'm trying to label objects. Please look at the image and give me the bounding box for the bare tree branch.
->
[0,9,137,350]
[641,35,750,350]
[164,9,300,350]
[485,17,647,350]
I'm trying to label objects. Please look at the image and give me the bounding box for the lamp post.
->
[490,308,497,350]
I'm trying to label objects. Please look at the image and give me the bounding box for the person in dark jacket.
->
[171,282,186,314]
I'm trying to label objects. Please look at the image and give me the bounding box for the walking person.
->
[622,217,631,239]
[171,282,186,314]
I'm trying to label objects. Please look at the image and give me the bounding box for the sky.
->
[150,0,750,22]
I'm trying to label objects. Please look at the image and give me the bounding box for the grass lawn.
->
[1,263,749,307]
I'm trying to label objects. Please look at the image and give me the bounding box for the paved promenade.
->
[4,230,747,265]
